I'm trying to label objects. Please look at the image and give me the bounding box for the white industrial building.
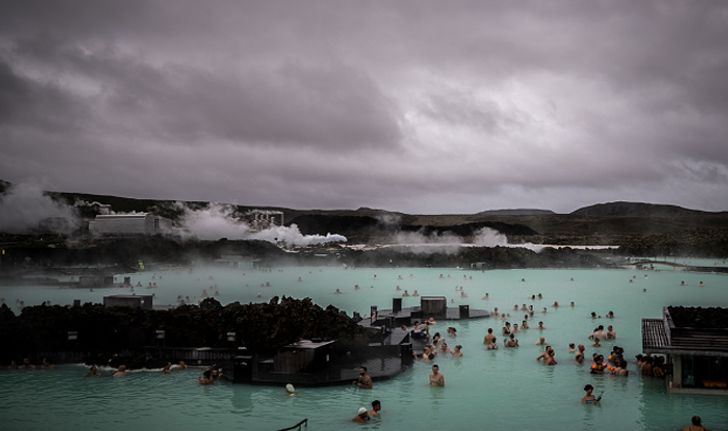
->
[89,213,170,235]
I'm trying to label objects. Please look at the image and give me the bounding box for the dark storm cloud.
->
[1,0,727,213]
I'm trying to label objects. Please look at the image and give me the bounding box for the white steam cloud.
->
[386,227,508,254]
[175,203,347,246]
[0,182,78,233]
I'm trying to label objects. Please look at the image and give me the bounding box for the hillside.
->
[2,180,728,256]
[570,201,721,218]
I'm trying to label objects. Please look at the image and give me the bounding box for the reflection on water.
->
[1,266,728,430]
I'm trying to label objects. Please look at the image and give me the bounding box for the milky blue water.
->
[1,266,728,431]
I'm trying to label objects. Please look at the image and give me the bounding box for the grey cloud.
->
[1,0,727,213]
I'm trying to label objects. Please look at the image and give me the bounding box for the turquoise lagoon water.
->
[1,266,728,431]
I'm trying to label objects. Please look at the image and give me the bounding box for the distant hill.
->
[570,201,721,218]
[477,208,555,216]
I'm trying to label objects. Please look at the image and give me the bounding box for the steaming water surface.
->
[1,266,728,430]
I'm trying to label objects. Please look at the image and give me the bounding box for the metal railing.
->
[276,418,307,431]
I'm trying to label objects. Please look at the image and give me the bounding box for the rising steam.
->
[175,203,347,246]
[0,182,79,233]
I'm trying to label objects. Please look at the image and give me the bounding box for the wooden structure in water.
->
[642,306,728,394]
[361,296,489,328]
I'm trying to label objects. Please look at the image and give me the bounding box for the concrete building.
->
[244,210,284,231]
[89,213,170,235]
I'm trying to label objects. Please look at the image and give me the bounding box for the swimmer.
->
[521,320,529,330]
[590,312,597,319]
[484,328,496,346]
[447,327,457,337]
[335,288,342,294]
[285,383,296,396]
[553,301,559,308]
[429,364,445,386]
[581,384,601,405]
[682,415,706,431]
[607,311,615,319]
[570,301,575,307]
[537,346,557,365]
[162,362,172,374]
[504,333,519,348]
[590,355,606,373]
[369,400,382,417]
[396,285,401,291]
[403,290,410,297]
[413,289,419,297]
[537,293,542,299]
[353,366,373,389]
[568,343,576,353]
[538,321,545,330]
[86,365,99,377]
[439,341,449,354]
[112,365,128,377]
[451,345,463,358]
[502,322,512,336]
[575,345,586,364]
[352,407,370,424]
[606,325,616,340]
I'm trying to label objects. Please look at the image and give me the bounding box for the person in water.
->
[581,384,601,405]
[682,415,707,431]
[86,365,99,377]
[575,344,586,364]
[451,345,463,358]
[354,366,373,389]
[352,407,370,424]
[537,346,557,365]
[369,400,382,418]
[285,383,296,396]
[198,369,214,385]
[429,364,445,387]
[112,365,128,377]
[504,333,519,348]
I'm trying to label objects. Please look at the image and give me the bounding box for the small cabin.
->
[642,306,728,394]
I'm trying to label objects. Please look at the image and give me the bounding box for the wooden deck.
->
[642,318,670,352]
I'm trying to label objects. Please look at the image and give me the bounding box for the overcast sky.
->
[1,1,727,213]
